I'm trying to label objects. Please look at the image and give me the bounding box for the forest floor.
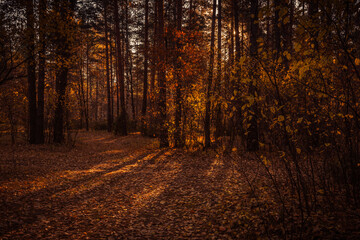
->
[0,131,359,239]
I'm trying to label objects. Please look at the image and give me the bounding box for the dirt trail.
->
[0,131,246,239]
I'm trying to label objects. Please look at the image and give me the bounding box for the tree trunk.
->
[26,0,37,144]
[124,0,135,122]
[85,41,90,131]
[215,0,222,141]
[114,0,127,135]
[54,68,69,143]
[115,40,120,118]
[150,1,158,101]
[37,0,46,144]
[204,0,216,149]
[95,74,99,121]
[79,62,85,128]
[284,0,293,69]
[141,0,149,134]
[109,30,114,120]
[233,0,240,62]
[229,3,234,67]
[53,0,74,143]
[174,0,183,148]
[104,0,112,132]
[156,0,168,147]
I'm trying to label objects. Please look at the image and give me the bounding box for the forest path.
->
[0,131,250,239]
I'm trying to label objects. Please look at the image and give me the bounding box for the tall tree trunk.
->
[124,0,135,122]
[53,0,75,143]
[215,0,222,141]
[229,3,234,67]
[174,0,183,148]
[26,0,37,144]
[78,67,85,129]
[266,0,270,49]
[204,0,216,149]
[37,0,46,144]
[95,75,98,121]
[233,0,240,61]
[231,0,242,145]
[114,0,127,135]
[156,0,168,147]
[109,30,114,120]
[104,0,112,132]
[150,1,158,101]
[141,0,149,134]
[115,39,120,118]
[246,0,259,151]
[284,0,293,69]
[81,56,89,131]
[85,41,90,131]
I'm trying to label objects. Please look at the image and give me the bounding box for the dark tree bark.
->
[284,0,293,69]
[37,0,46,144]
[53,0,75,143]
[54,69,70,143]
[156,0,169,147]
[246,0,259,151]
[174,0,183,148]
[266,0,270,49]
[124,0,135,122]
[214,0,222,141]
[78,66,85,129]
[204,0,217,149]
[115,39,120,118]
[95,73,99,122]
[229,3,234,67]
[141,0,149,134]
[80,57,89,131]
[25,0,37,144]
[104,0,112,132]
[233,0,240,61]
[85,40,90,131]
[150,1,158,99]
[114,0,127,135]
[109,30,114,119]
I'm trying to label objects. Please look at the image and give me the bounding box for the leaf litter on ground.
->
[0,131,359,239]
